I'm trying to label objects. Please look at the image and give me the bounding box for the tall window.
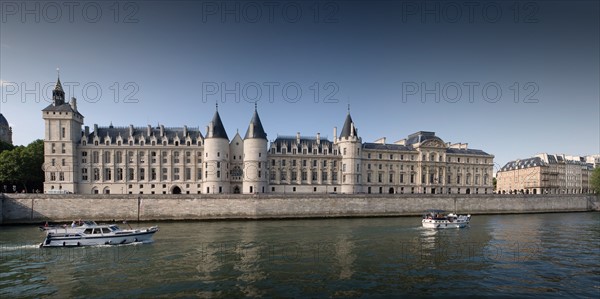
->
[104,151,111,163]
[81,168,88,180]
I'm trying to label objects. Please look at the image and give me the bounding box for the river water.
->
[1,212,599,298]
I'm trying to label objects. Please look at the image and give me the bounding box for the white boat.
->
[40,221,158,247]
[422,210,471,229]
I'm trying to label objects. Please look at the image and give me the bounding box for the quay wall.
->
[1,194,598,224]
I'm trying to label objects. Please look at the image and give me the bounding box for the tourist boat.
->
[39,221,158,247]
[422,210,471,228]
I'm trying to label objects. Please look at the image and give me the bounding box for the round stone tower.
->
[337,111,362,194]
[243,104,268,194]
[203,104,230,194]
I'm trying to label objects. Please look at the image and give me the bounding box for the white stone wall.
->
[243,138,268,194]
[203,137,230,194]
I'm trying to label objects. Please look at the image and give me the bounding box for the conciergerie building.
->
[43,76,495,195]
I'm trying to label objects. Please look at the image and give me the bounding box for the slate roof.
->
[0,113,8,126]
[86,125,203,144]
[206,110,229,139]
[244,109,267,139]
[55,77,64,92]
[272,136,334,153]
[406,131,440,145]
[339,113,357,138]
[500,157,547,171]
[445,148,491,156]
[363,143,414,151]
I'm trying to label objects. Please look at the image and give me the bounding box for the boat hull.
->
[41,227,158,247]
[422,219,469,229]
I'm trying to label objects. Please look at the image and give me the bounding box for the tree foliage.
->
[0,139,44,192]
[0,140,13,154]
[591,167,600,194]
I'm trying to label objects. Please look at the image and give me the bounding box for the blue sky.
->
[1,0,598,172]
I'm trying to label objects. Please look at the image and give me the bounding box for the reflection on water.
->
[1,212,599,297]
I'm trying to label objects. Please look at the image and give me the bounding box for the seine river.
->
[1,212,599,298]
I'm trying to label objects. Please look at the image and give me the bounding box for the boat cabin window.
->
[102,228,111,234]
[110,225,120,231]
[92,228,102,234]
[84,228,93,234]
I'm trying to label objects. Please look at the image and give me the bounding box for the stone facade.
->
[496,153,596,195]
[42,76,494,195]
[0,113,12,144]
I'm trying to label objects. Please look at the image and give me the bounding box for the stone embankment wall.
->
[1,193,598,224]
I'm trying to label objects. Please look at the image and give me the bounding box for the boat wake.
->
[0,244,41,251]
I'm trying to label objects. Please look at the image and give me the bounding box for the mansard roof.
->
[0,113,8,126]
[207,110,229,139]
[244,109,267,140]
[85,125,203,144]
[272,135,333,152]
[445,148,491,156]
[363,143,415,151]
[501,157,546,171]
[339,113,357,138]
[406,131,441,145]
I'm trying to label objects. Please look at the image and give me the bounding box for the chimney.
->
[85,126,89,137]
[160,125,165,137]
[128,125,133,137]
[183,125,188,137]
[147,125,152,137]
[70,97,77,111]
[94,124,98,136]
[333,127,337,143]
[350,123,355,137]
[316,132,320,144]
[296,132,300,144]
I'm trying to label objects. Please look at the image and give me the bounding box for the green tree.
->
[591,167,600,194]
[0,146,26,191]
[0,140,13,154]
[0,139,44,192]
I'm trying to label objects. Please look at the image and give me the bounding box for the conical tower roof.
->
[339,113,357,138]
[244,105,267,140]
[207,107,229,139]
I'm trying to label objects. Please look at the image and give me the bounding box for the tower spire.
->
[52,68,65,105]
